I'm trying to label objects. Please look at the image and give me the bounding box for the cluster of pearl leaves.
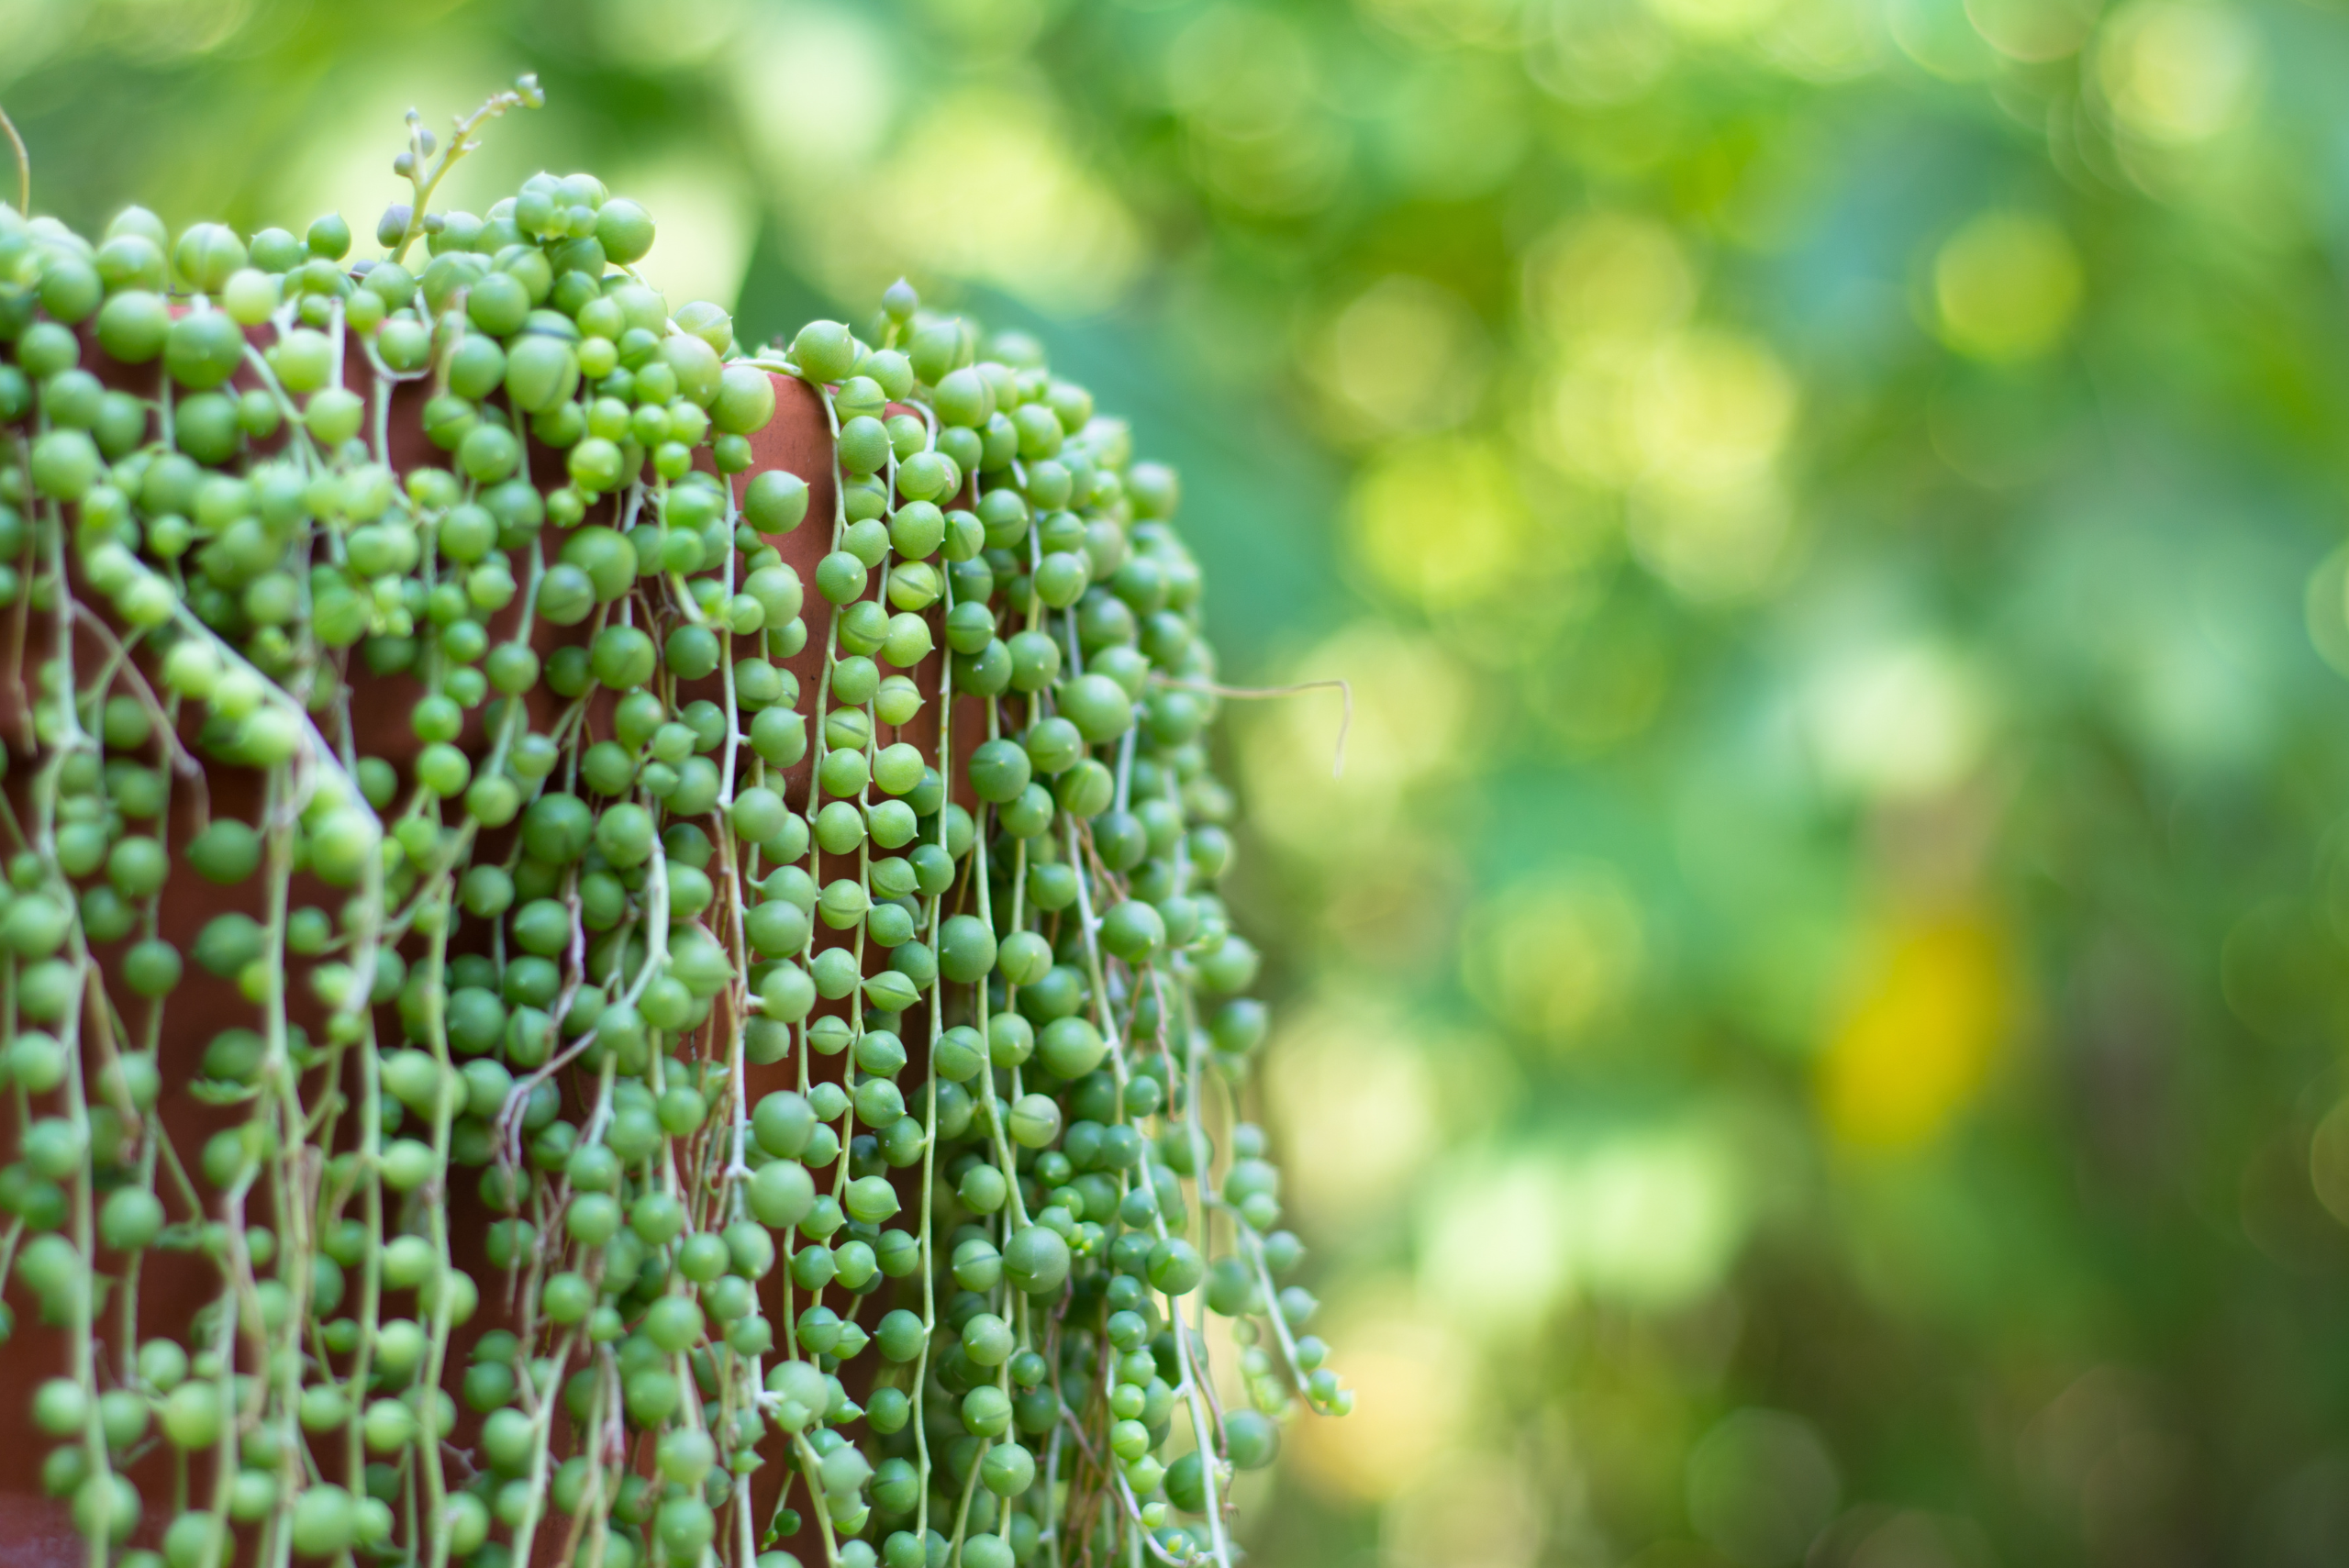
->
[0,80,1345,1568]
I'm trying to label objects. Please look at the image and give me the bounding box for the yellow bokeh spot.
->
[1264,995,1442,1226]
[1933,211,2083,363]
[1820,915,2012,1151]
[1538,325,1801,603]
[1572,1129,1748,1305]
[1627,471,1797,603]
[868,90,1142,314]
[1236,621,1473,859]
[1291,1290,1475,1501]
[1414,1127,1752,1327]
[1461,871,1645,1045]
[1305,274,1489,438]
[730,7,897,176]
[1633,328,1799,483]
[1166,5,1318,141]
[590,0,748,68]
[1647,0,1789,42]
[1801,639,1991,801]
[1347,436,1531,607]
[1965,0,2101,63]
[1523,211,1697,348]
[1539,328,1798,495]
[1760,0,1887,83]
[1165,6,1349,213]
[1416,1154,1578,1333]
[2097,1,2263,147]
[1527,2,1678,106]
[612,158,755,314]
[1537,347,1651,487]
[1382,1451,1545,1568]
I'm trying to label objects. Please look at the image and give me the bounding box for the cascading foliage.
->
[0,80,1345,1568]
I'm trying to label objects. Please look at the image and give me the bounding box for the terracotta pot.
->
[0,318,966,1565]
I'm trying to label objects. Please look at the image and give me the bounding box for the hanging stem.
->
[0,99,26,215]
[1147,674,1352,777]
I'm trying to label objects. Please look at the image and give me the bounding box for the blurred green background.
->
[15,0,2349,1562]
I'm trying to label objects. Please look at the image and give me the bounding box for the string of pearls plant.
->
[0,81,1344,1568]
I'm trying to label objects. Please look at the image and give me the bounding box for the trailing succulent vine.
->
[0,82,1345,1568]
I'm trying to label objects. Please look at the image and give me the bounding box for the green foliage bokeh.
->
[13,0,2349,1562]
